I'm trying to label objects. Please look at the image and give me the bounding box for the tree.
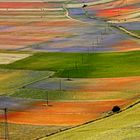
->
[82,4,87,8]
[112,105,120,113]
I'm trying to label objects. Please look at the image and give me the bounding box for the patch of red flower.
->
[97,6,134,17]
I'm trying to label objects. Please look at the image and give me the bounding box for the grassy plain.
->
[0,123,69,140]
[1,51,140,78]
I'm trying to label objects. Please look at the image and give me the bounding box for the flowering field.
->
[0,0,139,140]
[0,69,53,94]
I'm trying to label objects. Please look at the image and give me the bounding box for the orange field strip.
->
[113,39,140,52]
[0,100,131,126]
[97,6,135,18]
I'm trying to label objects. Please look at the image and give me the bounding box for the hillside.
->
[43,102,140,140]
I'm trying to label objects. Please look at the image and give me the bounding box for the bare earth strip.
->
[0,53,31,64]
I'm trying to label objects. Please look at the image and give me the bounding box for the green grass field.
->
[0,123,69,140]
[1,51,140,78]
[42,102,140,140]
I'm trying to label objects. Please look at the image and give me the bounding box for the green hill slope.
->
[1,51,140,78]
[43,102,140,140]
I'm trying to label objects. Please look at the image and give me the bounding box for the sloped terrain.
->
[0,0,139,140]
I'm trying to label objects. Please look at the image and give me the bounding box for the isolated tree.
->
[82,4,87,8]
[112,105,120,113]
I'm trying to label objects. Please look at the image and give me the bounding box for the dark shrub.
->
[82,4,87,8]
[112,105,120,113]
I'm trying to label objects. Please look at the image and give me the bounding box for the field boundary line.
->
[18,71,54,89]
[6,71,55,96]
[62,3,90,25]
[82,6,140,40]
[111,25,140,39]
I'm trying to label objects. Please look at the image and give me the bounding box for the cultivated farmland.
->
[42,101,140,140]
[0,0,139,140]
[1,51,140,78]
[0,69,53,94]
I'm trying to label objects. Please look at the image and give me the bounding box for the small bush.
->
[112,105,120,113]
[82,4,87,8]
